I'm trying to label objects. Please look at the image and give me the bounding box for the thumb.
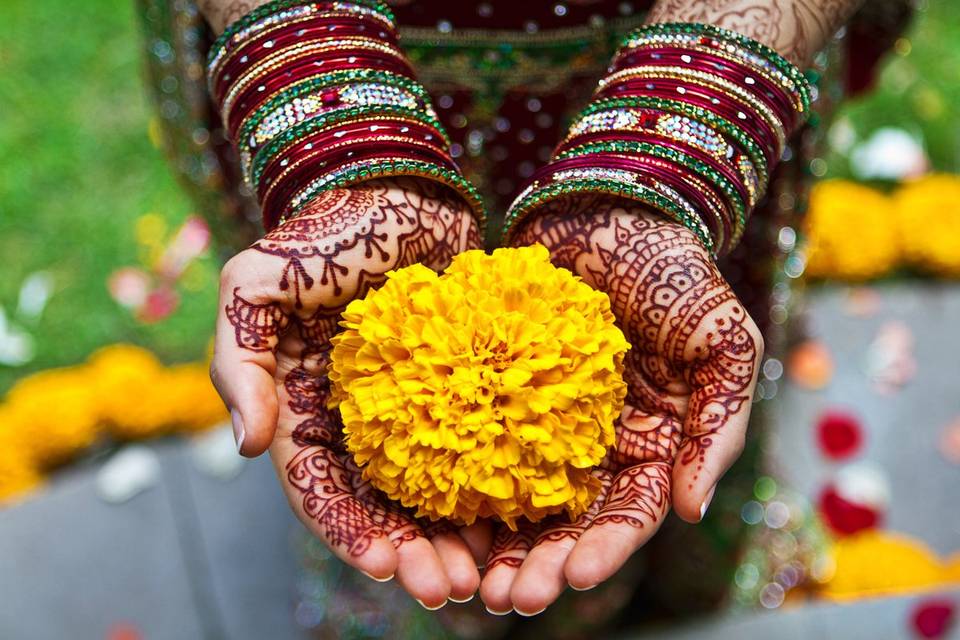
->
[672,301,763,522]
[211,258,289,456]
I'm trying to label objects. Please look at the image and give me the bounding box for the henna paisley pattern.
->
[496,192,760,572]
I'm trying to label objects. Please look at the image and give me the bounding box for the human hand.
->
[480,194,763,615]
[210,177,484,608]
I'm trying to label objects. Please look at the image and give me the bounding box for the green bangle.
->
[622,22,811,112]
[503,178,714,253]
[575,96,769,188]
[250,104,451,186]
[238,69,430,148]
[281,158,487,231]
[556,139,748,236]
[208,0,395,68]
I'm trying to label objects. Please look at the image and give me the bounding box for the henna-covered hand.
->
[211,177,485,607]
[480,195,763,615]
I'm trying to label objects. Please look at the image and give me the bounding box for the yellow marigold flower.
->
[820,531,948,600]
[4,367,101,467]
[90,344,170,439]
[895,174,960,277]
[804,180,900,280]
[329,245,630,529]
[162,364,229,432]
[0,408,44,503]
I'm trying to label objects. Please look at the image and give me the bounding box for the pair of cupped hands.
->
[210,176,763,615]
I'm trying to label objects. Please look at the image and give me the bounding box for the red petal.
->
[816,411,864,460]
[818,485,880,536]
[911,599,955,639]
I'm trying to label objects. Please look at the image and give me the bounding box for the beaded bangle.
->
[504,21,811,256]
[207,0,484,231]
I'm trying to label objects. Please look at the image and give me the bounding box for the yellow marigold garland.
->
[329,245,630,529]
[819,530,958,600]
[0,345,227,504]
[895,174,960,277]
[804,174,960,279]
[804,180,901,280]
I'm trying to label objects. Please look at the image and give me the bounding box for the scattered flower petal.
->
[911,598,956,639]
[938,417,960,465]
[864,321,916,395]
[816,410,865,461]
[787,339,834,390]
[108,268,151,309]
[138,287,180,323]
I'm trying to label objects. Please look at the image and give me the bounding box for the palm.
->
[480,194,762,615]
[211,177,483,606]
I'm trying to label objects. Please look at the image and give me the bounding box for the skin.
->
[210,178,487,607]
[478,0,865,615]
[200,0,864,615]
[482,195,763,614]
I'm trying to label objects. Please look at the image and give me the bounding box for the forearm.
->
[646,0,865,67]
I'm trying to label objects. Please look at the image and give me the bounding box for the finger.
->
[273,441,398,581]
[459,519,494,568]
[212,254,290,456]
[509,469,612,616]
[428,527,481,603]
[479,521,538,616]
[672,302,763,522]
[350,475,453,609]
[565,462,671,591]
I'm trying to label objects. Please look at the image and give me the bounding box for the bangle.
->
[504,21,811,256]
[207,0,485,231]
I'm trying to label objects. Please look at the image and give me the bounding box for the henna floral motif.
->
[225,288,288,351]
[646,0,863,66]
[286,446,386,557]
[228,178,479,560]
[512,193,760,534]
[591,463,672,529]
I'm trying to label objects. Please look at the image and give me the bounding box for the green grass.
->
[0,0,957,394]
[0,0,219,393]
[826,1,960,177]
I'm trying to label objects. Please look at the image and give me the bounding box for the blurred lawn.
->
[0,0,957,394]
[0,0,219,393]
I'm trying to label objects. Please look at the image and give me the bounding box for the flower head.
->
[329,245,629,529]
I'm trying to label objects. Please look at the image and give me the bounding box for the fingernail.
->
[416,599,446,611]
[513,606,546,617]
[699,485,717,521]
[485,606,512,616]
[569,583,597,592]
[360,570,394,583]
[449,594,475,604]
[230,409,245,453]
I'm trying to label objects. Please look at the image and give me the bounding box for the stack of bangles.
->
[206,0,485,231]
[503,23,812,256]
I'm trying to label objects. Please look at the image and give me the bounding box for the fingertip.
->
[231,366,279,457]
[433,536,480,601]
[479,566,516,615]
[563,544,603,592]
[395,538,452,608]
[354,536,400,582]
